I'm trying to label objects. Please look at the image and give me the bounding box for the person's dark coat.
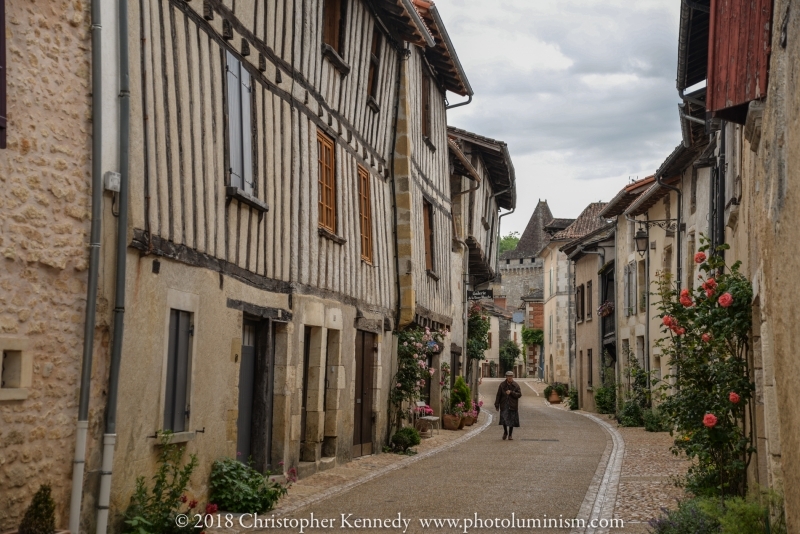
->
[495,381,522,411]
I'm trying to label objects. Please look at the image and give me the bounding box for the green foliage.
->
[389,326,446,429]
[544,383,567,399]
[567,388,579,410]
[647,498,720,534]
[498,231,520,255]
[654,236,754,498]
[466,303,490,362]
[594,385,617,414]
[619,400,644,427]
[499,339,521,368]
[209,458,288,514]
[19,484,55,534]
[450,375,471,413]
[123,432,199,534]
[390,427,421,453]
[521,327,543,347]
[643,408,671,432]
[543,385,553,398]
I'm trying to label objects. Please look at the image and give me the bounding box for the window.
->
[420,74,431,139]
[586,281,593,320]
[322,0,345,53]
[487,332,492,349]
[637,260,646,313]
[357,166,373,263]
[0,340,32,402]
[226,51,254,195]
[548,314,553,344]
[686,234,696,290]
[0,0,6,149]
[422,199,434,271]
[164,309,193,432]
[317,131,336,232]
[587,349,593,387]
[367,28,381,99]
[576,285,584,322]
[549,269,553,297]
[623,263,636,317]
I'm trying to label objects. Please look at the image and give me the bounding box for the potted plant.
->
[544,384,566,404]
[597,300,614,318]
[11,484,70,534]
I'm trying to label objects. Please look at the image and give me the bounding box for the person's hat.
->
[505,371,514,376]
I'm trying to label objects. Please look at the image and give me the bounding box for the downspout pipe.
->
[70,0,102,530]
[96,0,129,531]
[446,94,472,110]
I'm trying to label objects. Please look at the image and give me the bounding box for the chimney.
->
[494,296,507,309]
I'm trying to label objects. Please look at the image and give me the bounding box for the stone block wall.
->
[0,1,93,530]
[496,257,543,311]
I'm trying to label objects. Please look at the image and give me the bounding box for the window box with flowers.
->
[597,300,614,318]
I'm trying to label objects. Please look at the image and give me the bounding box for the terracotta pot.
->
[464,416,475,426]
[457,416,466,429]
[548,391,562,404]
[442,414,460,430]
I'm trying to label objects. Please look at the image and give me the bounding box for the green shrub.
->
[451,376,471,411]
[643,408,670,432]
[554,383,568,397]
[618,400,644,427]
[543,385,553,398]
[647,498,719,534]
[19,484,56,534]
[499,340,521,370]
[390,427,421,453]
[123,432,199,534]
[209,457,288,514]
[594,385,616,414]
[567,389,579,410]
[699,490,787,534]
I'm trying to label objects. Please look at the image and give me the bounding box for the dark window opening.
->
[423,199,434,271]
[317,131,336,232]
[164,309,193,432]
[322,0,346,54]
[368,28,381,98]
[421,74,431,139]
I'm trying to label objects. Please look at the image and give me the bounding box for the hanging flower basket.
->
[597,300,614,318]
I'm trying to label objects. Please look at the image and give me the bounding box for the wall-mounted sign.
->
[467,289,493,301]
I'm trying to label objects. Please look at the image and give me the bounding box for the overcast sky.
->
[436,0,684,236]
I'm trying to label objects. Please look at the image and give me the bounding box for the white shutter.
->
[240,67,254,195]
[226,51,243,189]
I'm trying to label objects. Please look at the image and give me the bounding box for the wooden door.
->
[352,331,375,457]
[301,326,311,445]
[237,320,258,462]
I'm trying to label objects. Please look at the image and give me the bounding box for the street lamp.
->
[635,228,649,257]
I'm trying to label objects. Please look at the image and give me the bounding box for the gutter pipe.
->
[70,0,103,529]
[446,94,472,110]
[96,0,130,531]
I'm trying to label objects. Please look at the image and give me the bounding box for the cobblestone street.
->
[209,378,691,534]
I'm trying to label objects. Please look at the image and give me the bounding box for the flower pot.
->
[442,414,460,430]
[457,416,466,429]
[548,391,562,404]
[463,416,474,426]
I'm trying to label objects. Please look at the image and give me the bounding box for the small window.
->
[317,131,336,232]
[357,166,373,263]
[488,332,492,349]
[519,259,524,265]
[586,281,593,320]
[422,199,434,271]
[226,51,254,195]
[506,259,510,265]
[367,28,381,98]
[420,74,431,139]
[549,314,553,344]
[164,309,193,432]
[322,0,346,53]
[0,340,31,401]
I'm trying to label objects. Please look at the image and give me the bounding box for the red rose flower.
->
[188,500,198,509]
[706,288,715,298]
[205,503,218,514]
[675,327,686,336]
[680,288,690,297]
[179,495,187,503]
[701,333,712,343]
[702,278,717,290]
[694,252,706,264]
[718,292,734,308]
[729,392,740,404]
[662,315,675,327]
[703,413,718,428]
[680,295,694,307]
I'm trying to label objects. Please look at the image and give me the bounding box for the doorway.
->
[352,330,375,458]
[236,318,276,472]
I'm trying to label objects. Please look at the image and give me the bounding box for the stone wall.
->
[495,257,543,311]
[0,1,94,530]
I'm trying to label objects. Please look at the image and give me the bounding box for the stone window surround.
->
[0,338,31,402]
[157,289,201,443]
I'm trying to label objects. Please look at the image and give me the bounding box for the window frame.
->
[367,27,382,99]
[587,348,593,387]
[225,51,255,196]
[317,131,337,233]
[586,280,593,321]
[422,198,435,272]
[357,165,373,263]
[322,0,346,54]
[420,73,431,140]
[163,308,194,433]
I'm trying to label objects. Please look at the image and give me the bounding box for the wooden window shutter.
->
[358,166,373,262]
[164,309,192,432]
[322,0,343,52]
[630,262,637,316]
[226,51,243,189]
[421,74,430,138]
[587,281,593,318]
[1,0,7,149]
[623,264,630,317]
[240,67,254,195]
[317,131,336,232]
[423,199,433,271]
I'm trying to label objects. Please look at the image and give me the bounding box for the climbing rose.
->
[396,383,402,388]
[718,292,734,307]
[729,392,741,404]
[188,500,198,509]
[702,278,718,290]
[703,414,718,428]
[662,315,676,327]
[674,327,686,336]
[702,333,712,343]
[428,368,435,376]
[206,503,218,514]
[179,495,188,503]
[694,251,706,264]
[680,290,693,307]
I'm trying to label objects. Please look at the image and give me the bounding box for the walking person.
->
[495,371,522,440]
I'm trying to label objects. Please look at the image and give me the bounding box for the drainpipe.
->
[445,94,472,110]
[96,0,130,531]
[69,0,103,530]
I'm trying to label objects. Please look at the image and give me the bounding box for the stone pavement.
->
[209,379,687,533]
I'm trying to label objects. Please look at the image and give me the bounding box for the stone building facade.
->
[0,1,96,531]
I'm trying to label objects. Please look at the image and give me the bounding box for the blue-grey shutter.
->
[226,51,243,189]
[240,67,254,195]
[623,264,630,317]
[164,309,191,432]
